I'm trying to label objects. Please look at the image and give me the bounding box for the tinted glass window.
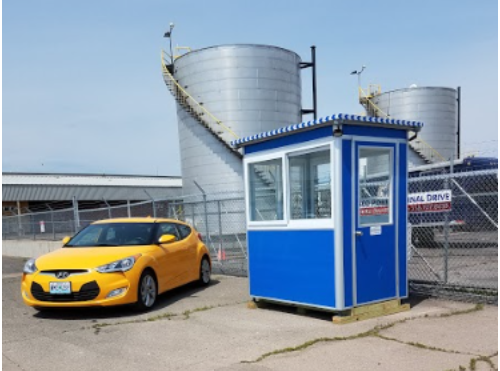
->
[156,223,180,241]
[358,147,392,226]
[178,225,191,239]
[289,148,331,219]
[249,158,284,221]
[66,223,154,247]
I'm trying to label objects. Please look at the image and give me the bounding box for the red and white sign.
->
[360,206,389,216]
[408,190,452,213]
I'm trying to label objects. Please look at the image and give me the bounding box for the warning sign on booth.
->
[408,190,452,213]
[360,206,389,216]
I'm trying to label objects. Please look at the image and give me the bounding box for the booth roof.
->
[231,113,424,147]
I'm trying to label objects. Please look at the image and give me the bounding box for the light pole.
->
[163,22,175,65]
[350,65,366,88]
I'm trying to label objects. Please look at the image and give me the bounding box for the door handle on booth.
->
[355,231,363,237]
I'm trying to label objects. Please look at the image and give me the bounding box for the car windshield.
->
[65,223,155,247]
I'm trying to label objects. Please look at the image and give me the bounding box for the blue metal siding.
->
[244,126,332,154]
[342,139,353,308]
[399,143,408,297]
[248,229,336,308]
[343,125,407,139]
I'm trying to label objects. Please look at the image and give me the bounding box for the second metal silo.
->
[369,86,458,167]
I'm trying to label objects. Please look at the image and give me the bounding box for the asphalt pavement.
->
[2,256,498,371]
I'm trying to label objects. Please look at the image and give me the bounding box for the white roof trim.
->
[3,173,182,187]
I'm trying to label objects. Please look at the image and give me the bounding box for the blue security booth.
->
[232,114,423,318]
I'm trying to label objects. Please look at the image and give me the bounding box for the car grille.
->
[39,269,89,277]
[31,281,100,302]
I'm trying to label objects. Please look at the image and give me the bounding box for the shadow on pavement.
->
[32,279,221,320]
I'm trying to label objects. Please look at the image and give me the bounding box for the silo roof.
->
[174,44,301,63]
[231,113,424,147]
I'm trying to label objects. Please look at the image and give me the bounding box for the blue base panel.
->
[248,229,336,309]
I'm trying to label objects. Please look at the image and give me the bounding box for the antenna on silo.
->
[163,22,175,65]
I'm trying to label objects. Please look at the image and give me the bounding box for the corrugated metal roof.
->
[231,113,424,147]
[2,173,183,201]
[2,185,182,201]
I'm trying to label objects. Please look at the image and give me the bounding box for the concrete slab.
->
[2,274,248,344]
[491,355,498,369]
[3,273,496,371]
[2,355,24,371]
[380,305,498,356]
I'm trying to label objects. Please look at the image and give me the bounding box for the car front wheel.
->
[136,270,157,311]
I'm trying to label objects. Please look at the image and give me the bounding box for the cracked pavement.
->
[3,256,498,371]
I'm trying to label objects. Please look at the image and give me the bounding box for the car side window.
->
[177,225,192,240]
[156,223,181,241]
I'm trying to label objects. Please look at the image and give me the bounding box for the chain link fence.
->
[408,168,498,303]
[2,169,498,301]
[2,193,248,277]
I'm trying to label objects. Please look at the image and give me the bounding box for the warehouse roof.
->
[2,172,182,201]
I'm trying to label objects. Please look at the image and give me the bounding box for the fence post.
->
[16,201,22,238]
[72,196,80,233]
[218,200,223,257]
[193,181,210,245]
[443,160,454,284]
[46,204,56,241]
[103,199,112,219]
[31,214,36,240]
[51,209,55,240]
[143,190,157,218]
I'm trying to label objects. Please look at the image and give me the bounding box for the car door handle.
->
[355,231,363,237]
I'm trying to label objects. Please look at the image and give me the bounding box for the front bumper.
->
[21,270,139,308]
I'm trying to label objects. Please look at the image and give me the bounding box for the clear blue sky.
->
[3,0,498,176]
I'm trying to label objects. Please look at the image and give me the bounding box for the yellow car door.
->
[155,223,189,290]
[176,223,199,280]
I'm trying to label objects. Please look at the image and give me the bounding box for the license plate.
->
[49,282,71,294]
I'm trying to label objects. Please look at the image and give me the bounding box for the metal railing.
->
[409,137,447,163]
[357,85,446,164]
[160,50,239,146]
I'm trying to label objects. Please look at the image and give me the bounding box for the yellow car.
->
[21,218,211,310]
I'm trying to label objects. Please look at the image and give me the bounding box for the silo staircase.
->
[358,86,446,164]
[161,51,242,159]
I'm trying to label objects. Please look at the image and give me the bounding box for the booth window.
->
[289,148,331,219]
[358,147,392,225]
[249,158,284,221]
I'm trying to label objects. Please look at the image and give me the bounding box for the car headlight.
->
[23,258,38,274]
[96,255,140,273]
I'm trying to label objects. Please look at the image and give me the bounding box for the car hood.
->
[35,245,156,270]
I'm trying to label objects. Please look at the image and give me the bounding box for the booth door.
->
[354,142,398,305]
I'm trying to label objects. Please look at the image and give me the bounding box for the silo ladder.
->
[160,50,242,159]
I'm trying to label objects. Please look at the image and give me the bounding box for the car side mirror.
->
[62,236,71,245]
[158,234,176,244]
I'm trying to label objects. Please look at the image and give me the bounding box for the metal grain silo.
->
[370,86,458,167]
[168,44,302,197]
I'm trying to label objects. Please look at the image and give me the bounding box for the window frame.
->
[357,145,395,227]
[245,153,287,227]
[155,222,182,242]
[287,145,332,222]
[244,137,334,230]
